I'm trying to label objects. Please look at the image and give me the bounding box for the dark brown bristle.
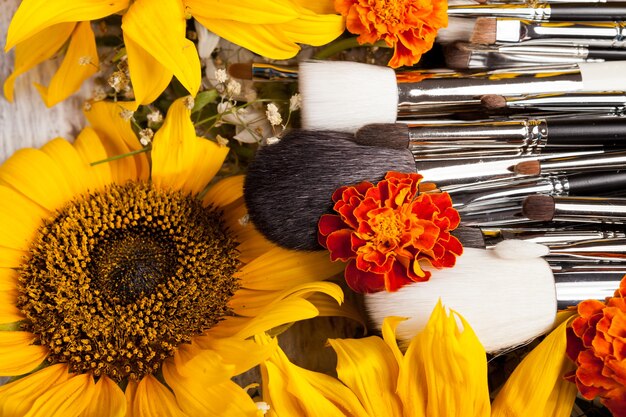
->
[443,45,472,70]
[354,124,410,149]
[522,195,555,221]
[514,160,541,176]
[470,17,497,45]
[480,94,507,110]
[227,63,253,80]
[451,227,485,249]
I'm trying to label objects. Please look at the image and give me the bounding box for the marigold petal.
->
[345,259,385,293]
[326,229,356,262]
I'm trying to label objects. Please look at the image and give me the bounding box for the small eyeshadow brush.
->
[523,195,626,222]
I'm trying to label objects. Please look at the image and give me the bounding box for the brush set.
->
[239,6,626,354]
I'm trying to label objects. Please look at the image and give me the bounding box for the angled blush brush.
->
[299,60,626,132]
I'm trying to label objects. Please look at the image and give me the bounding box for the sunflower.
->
[0,96,345,416]
[4,0,345,106]
[258,303,578,417]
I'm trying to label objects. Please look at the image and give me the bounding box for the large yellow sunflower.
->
[0,96,345,416]
[258,303,578,417]
[4,0,345,106]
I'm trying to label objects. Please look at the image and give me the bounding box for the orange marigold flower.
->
[318,171,462,294]
[566,275,626,417]
[334,0,448,68]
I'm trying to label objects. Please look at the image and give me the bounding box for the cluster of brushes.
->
[239,3,626,354]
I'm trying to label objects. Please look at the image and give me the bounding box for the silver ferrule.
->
[448,4,551,20]
[540,150,626,173]
[405,119,548,152]
[497,44,590,57]
[397,69,583,113]
[466,50,592,69]
[554,270,623,309]
[501,230,626,245]
[497,19,626,46]
[553,196,626,222]
[504,92,626,114]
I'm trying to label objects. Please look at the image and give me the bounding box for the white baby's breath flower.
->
[289,93,302,112]
[216,135,229,147]
[226,80,241,97]
[92,86,107,101]
[255,402,270,415]
[215,68,228,84]
[139,128,154,146]
[119,108,134,121]
[183,95,195,110]
[265,136,280,145]
[146,110,163,124]
[265,103,282,126]
[78,56,93,66]
[217,101,233,114]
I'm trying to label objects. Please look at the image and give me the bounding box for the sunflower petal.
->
[163,361,259,417]
[0,364,71,416]
[193,335,278,376]
[306,293,365,327]
[123,34,173,105]
[277,12,344,47]
[0,247,26,268]
[131,374,188,417]
[0,268,18,291]
[238,247,344,290]
[122,0,200,97]
[0,289,24,324]
[0,148,76,211]
[35,21,98,107]
[187,0,300,24]
[73,127,114,190]
[78,376,126,417]
[203,176,244,209]
[291,0,337,14]
[0,184,48,251]
[23,373,96,417]
[0,331,48,376]
[3,22,74,102]
[328,336,403,416]
[170,343,234,382]
[5,0,128,50]
[84,101,148,182]
[491,316,578,417]
[41,138,91,195]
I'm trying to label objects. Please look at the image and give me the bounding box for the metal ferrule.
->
[466,50,592,69]
[553,270,623,309]
[552,196,626,222]
[497,230,626,246]
[396,69,583,113]
[497,19,626,46]
[504,92,626,114]
[447,4,551,20]
[540,151,626,173]
[497,44,589,57]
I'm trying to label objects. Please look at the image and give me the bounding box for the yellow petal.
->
[84,101,148,182]
[170,343,234,382]
[122,0,200,97]
[204,176,244,209]
[163,360,259,417]
[73,127,114,190]
[24,373,96,417]
[152,97,227,193]
[197,18,301,60]
[306,293,365,327]
[131,374,188,417]
[0,148,76,212]
[35,21,98,107]
[0,184,47,251]
[125,380,138,417]
[6,0,128,49]
[41,138,92,195]
[0,247,27,268]
[0,289,24,324]
[290,0,337,14]
[123,34,173,105]
[328,336,403,416]
[236,231,277,264]
[3,22,74,102]
[78,376,126,417]
[193,335,278,376]
[0,268,18,291]
[381,317,405,366]
[491,317,577,417]
[238,247,344,290]
[0,331,48,376]
[186,0,299,24]
[0,364,71,416]
[277,12,344,47]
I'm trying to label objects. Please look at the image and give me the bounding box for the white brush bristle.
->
[364,247,556,353]
[492,240,550,260]
[299,61,398,133]
[436,17,476,44]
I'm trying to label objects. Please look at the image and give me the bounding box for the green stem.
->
[313,38,389,60]
[90,147,150,166]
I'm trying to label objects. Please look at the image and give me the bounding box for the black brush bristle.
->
[354,123,409,149]
[244,130,416,251]
[452,227,485,249]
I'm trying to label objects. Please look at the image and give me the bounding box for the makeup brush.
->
[484,228,626,247]
[365,241,623,353]
[481,92,626,114]
[471,17,626,46]
[511,150,626,175]
[447,3,626,21]
[299,60,626,132]
[523,195,626,222]
[227,62,298,82]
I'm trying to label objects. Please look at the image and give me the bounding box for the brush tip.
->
[354,123,410,149]
[227,63,253,80]
[480,94,507,110]
[443,44,472,70]
[514,160,541,176]
[522,195,555,221]
[469,17,496,45]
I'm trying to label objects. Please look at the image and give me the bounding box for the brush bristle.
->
[451,226,485,249]
[354,123,409,149]
[522,195,555,221]
[443,44,473,70]
[480,94,507,110]
[364,247,556,353]
[436,17,476,44]
[228,63,253,80]
[469,17,497,45]
[493,240,549,259]
[514,160,541,176]
[299,61,398,132]
[243,129,416,250]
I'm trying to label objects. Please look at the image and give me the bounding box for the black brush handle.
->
[547,118,626,144]
[588,48,626,60]
[550,3,626,20]
[567,170,626,194]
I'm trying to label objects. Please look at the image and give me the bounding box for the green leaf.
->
[192,89,219,113]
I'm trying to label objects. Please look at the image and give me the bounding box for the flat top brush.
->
[448,2,626,21]
[299,60,626,132]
